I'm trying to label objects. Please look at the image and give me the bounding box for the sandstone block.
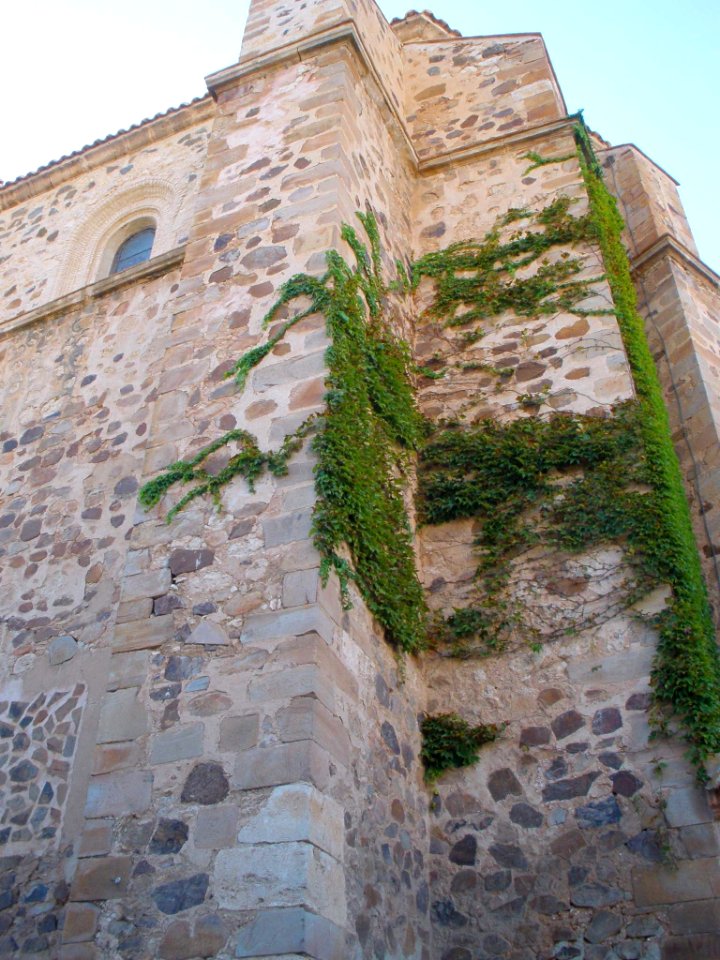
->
[113,614,176,652]
[661,934,720,960]
[282,568,319,607]
[263,509,313,547]
[669,897,720,935]
[116,598,153,624]
[234,907,345,960]
[71,857,132,901]
[186,621,229,646]
[233,741,336,791]
[241,606,335,646]
[78,821,113,858]
[97,687,148,743]
[195,805,239,849]
[236,783,344,859]
[158,915,228,959]
[62,903,99,943]
[664,785,713,827]
[215,841,345,924]
[151,723,205,765]
[275,696,350,767]
[121,569,171,601]
[107,651,149,690]
[218,714,259,752]
[85,770,153,818]
[632,858,720,906]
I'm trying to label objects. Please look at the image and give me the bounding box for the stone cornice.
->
[206,19,418,167]
[631,234,720,290]
[206,24,575,176]
[418,116,579,173]
[0,247,186,339]
[0,100,215,212]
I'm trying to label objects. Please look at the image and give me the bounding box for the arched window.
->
[109,225,156,275]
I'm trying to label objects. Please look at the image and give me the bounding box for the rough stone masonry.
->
[1,1,720,958]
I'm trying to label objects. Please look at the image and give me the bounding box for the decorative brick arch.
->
[57,179,179,296]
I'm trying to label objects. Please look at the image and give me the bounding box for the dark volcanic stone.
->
[625,692,651,711]
[169,549,215,577]
[566,741,590,755]
[381,721,400,755]
[484,870,511,892]
[575,796,621,829]
[450,870,476,894]
[611,771,642,797]
[626,829,664,862]
[520,725,551,747]
[489,843,528,869]
[487,767,522,801]
[154,594,184,616]
[598,751,623,770]
[585,909,623,943]
[551,710,585,740]
[545,757,569,781]
[510,802,543,828]
[592,707,622,735]
[180,763,228,805]
[114,476,139,497]
[570,882,623,908]
[149,819,189,854]
[543,772,600,801]
[151,873,209,915]
[449,835,477,866]
[9,760,38,783]
[165,656,198,681]
[441,950,471,960]
[431,899,467,928]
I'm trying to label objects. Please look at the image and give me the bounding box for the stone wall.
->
[0,1,718,958]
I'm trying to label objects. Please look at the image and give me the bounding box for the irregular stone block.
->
[121,569,171,602]
[71,857,132,901]
[185,621,229,646]
[149,819,189,854]
[487,768,522,801]
[85,770,153,818]
[584,910,623,943]
[47,635,78,666]
[237,784,344,859]
[168,549,215,576]
[551,709,585,740]
[181,762,229,805]
[542,772,600,801]
[152,874,209,915]
[575,796,621,829]
[215,842,345,924]
[97,688,148,743]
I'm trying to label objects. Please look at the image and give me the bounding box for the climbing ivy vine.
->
[140,212,428,654]
[140,124,720,781]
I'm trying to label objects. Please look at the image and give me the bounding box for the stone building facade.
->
[1,2,719,958]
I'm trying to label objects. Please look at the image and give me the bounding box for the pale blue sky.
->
[3,0,718,270]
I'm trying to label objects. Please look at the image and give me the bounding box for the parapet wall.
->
[0,2,718,959]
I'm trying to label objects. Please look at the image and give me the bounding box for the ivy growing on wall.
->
[140,212,428,654]
[140,127,720,781]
